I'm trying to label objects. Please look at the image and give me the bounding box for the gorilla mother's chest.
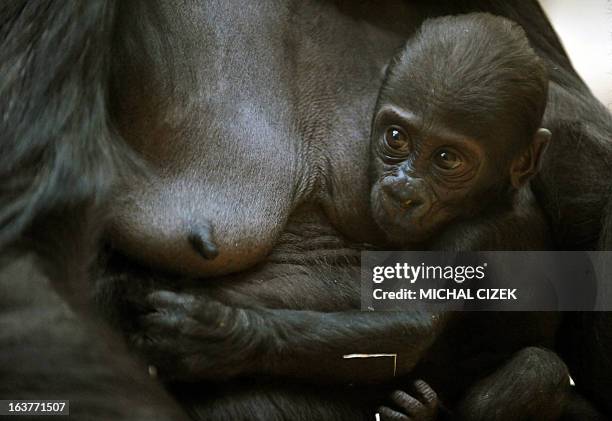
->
[109,0,419,277]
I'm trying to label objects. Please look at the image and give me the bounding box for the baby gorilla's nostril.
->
[382,178,424,210]
[188,222,219,260]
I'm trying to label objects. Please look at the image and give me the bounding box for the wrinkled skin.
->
[97,0,612,419]
[108,0,412,276]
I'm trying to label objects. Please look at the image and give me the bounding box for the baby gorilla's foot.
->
[188,220,218,259]
[378,380,439,421]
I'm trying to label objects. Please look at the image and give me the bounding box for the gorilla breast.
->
[107,0,417,277]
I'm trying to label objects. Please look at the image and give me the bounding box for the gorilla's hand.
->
[378,381,441,421]
[131,290,445,384]
[132,291,266,381]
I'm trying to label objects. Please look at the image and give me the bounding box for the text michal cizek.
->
[373,288,518,301]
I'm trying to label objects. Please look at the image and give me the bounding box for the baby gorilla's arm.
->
[132,291,448,383]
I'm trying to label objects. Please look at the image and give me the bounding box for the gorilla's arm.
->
[0,256,189,420]
[135,291,448,383]
[0,2,189,418]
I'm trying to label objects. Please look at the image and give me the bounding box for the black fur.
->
[1,1,612,420]
[0,2,187,419]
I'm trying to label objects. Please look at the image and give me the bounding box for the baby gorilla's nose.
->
[382,176,426,212]
[188,221,219,260]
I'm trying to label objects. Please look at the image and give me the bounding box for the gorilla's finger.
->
[390,390,424,416]
[139,312,183,335]
[413,380,439,409]
[146,290,196,311]
[378,406,411,421]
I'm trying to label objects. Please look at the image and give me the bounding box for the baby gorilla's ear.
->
[510,128,551,189]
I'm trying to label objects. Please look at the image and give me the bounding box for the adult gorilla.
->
[1,0,611,420]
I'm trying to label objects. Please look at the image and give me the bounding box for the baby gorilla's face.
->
[370,105,509,244]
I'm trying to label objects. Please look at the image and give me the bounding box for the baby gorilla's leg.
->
[456,347,569,421]
[378,380,440,421]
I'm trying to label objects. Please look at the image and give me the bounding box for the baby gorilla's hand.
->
[131,290,261,382]
[378,380,439,421]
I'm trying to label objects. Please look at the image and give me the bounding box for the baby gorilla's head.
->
[370,13,550,244]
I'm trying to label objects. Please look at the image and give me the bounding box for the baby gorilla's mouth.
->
[370,182,437,245]
[382,192,428,222]
[374,189,432,241]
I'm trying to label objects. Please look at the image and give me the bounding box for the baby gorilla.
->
[370,16,551,249]
[372,13,565,421]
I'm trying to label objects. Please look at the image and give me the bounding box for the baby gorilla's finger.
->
[139,311,182,336]
[146,290,197,312]
[378,406,411,421]
[391,390,425,416]
[189,299,232,325]
[413,379,439,411]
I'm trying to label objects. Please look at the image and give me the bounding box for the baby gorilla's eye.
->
[433,148,463,170]
[383,126,411,153]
